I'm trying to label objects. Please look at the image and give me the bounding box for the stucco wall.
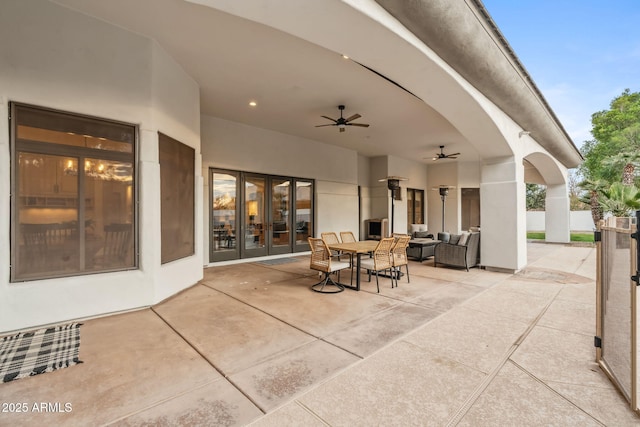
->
[427,162,459,234]
[527,211,595,232]
[200,115,357,183]
[387,155,428,234]
[0,0,202,333]
[200,115,361,256]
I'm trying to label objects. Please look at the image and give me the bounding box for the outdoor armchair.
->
[434,231,480,271]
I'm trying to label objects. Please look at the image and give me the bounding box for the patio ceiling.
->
[51,0,477,163]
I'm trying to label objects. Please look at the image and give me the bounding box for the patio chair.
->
[391,234,411,287]
[339,231,357,243]
[21,222,77,272]
[360,237,394,293]
[308,237,351,293]
[434,231,480,271]
[321,231,343,259]
[94,223,133,269]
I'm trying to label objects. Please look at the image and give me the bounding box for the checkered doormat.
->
[0,323,82,383]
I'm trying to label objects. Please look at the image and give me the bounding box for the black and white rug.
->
[0,323,82,383]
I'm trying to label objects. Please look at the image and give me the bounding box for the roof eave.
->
[375,0,583,168]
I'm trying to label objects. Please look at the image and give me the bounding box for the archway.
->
[524,152,570,243]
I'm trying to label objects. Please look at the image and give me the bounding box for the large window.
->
[159,133,194,264]
[11,103,137,281]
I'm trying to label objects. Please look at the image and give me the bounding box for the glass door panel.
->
[415,190,424,224]
[209,170,314,261]
[295,180,313,251]
[406,189,414,226]
[243,175,267,257]
[270,178,292,254]
[407,188,424,226]
[211,170,239,261]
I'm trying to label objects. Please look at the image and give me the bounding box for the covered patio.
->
[0,0,584,335]
[1,243,637,425]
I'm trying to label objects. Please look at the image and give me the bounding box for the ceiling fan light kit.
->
[315,105,369,132]
[432,145,460,161]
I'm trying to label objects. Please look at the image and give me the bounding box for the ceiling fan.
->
[431,145,460,161]
[315,105,369,132]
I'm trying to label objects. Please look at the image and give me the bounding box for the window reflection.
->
[212,173,238,252]
[296,181,312,244]
[12,104,136,281]
[245,177,265,250]
[84,158,134,270]
[272,179,291,247]
[17,153,79,277]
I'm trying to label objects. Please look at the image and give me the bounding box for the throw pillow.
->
[458,232,470,246]
[437,232,450,243]
[410,224,428,234]
[449,234,461,245]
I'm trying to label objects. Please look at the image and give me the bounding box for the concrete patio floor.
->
[1,242,639,426]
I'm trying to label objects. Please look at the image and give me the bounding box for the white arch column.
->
[545,183,570,243]
[480,157,527,272]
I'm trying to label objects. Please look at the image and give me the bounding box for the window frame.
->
[406,188,425,225]
[10,102,139,282]
[209,168,315,262]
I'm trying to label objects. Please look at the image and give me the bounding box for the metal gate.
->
[596,211,639,412]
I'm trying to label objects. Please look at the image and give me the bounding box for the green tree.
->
[578,178,607,226]
[568,170,589,210]
[580,89,640,182]
[526,183,546,210]
[591,89,640,142]
[601,127,640,185]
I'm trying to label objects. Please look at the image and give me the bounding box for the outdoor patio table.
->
[407,239,441,261]
[327,240,379,291]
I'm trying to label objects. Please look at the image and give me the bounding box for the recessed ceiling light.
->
[342,54,349,59]
[249,101,257,107]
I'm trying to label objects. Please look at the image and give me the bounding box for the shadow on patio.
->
[1,243,638,426]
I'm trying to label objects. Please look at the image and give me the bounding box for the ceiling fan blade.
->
[315,124,335,127]
[447,153,461,157]
[321,115,338,123]
[345,113,361,122]
[348,123,369,127]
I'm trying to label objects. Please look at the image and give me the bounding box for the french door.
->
[210,169,313,262]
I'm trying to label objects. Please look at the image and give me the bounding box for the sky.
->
[481,0,640,150]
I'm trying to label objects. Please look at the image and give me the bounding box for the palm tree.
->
[602,151,640,186]
[599,182,640,217]
[578,178,608,226]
